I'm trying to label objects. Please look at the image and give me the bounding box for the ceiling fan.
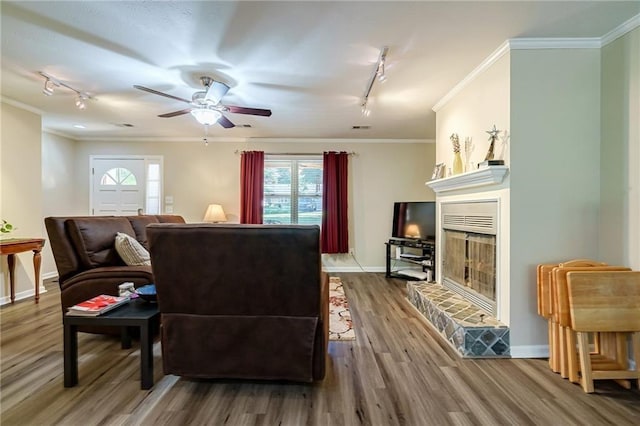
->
[133,76,272,128]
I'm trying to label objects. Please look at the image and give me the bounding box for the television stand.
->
[385,238,435,281]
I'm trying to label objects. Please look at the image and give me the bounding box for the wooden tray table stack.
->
[537,260,639,393]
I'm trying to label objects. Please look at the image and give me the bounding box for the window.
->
[264,157,323,225]
[100,167,137,185]
[145,161,162,214]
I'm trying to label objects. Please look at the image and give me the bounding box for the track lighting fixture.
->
[39,71,93,109]
[361,46,389,116]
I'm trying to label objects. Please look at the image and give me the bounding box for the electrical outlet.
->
[349,248,355,255]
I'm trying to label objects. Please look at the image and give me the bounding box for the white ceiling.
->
[1,1,638,141]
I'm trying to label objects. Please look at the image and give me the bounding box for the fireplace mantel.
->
[426,166,509,194]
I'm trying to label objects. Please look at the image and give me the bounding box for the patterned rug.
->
[329,277,355,341]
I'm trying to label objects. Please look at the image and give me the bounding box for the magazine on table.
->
[66,294,128,316]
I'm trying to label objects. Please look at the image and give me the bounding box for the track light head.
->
[75,94,87,110]
[361,101,371,117]
[42,79,56,96]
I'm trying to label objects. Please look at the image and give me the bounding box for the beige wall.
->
[41,132,81,276]
[600,26,640,269]
[436,53,511,169]
[0,102,44,302]
[70,139,435,272]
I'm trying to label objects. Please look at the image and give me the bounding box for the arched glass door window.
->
[100,167,138,185]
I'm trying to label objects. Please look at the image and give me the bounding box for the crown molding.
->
[508,37,601,50]
[1,96,44,116]
[601,13,640,47]
[77,136,249,143]
[72,136,434,144]
[433,14,640,112]
[246,138,433,144]
[43,129,79,140]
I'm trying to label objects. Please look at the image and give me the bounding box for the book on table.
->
[67,294,128,316]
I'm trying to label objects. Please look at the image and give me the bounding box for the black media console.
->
[385,238,435,281]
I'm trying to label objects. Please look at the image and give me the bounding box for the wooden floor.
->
[1,273,639,425]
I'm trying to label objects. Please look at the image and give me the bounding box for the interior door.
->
[91,158,145,216]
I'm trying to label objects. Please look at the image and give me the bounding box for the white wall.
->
[600,26,640,269]
[0,102,44,302]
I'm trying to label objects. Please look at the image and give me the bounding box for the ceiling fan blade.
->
[225,105,272,117]
[158,108,192,118]
[218,115,235,129]
[205,80,230,104]
[134,85,191,104]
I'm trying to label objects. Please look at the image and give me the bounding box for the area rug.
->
[329,277,355,341]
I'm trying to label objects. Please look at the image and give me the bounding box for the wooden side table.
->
[0,238,46,303]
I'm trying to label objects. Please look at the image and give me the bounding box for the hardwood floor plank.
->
[1,273,638,425]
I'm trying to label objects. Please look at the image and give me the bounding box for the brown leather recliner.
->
[44,215,185,316]
[147,223,329,382]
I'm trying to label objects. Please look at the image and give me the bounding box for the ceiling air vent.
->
[352,125,371,130]
[235,124,252,128]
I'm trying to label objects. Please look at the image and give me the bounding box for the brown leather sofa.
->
[45,215,185,316]
[147,223,328,382]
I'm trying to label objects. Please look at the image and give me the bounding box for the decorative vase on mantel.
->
[452,151,463,175]
[450,133,463,175]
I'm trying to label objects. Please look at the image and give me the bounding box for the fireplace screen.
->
[443,230,496,304]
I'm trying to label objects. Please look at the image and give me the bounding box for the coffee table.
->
[63,299,160,390]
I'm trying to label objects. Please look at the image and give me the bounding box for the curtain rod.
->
[234,150,357,156]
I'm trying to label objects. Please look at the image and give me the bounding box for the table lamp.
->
[404,224,421,239]
[203,204,228,223]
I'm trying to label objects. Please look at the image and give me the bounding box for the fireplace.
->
[441,201,498,315]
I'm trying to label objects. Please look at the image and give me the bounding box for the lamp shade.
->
[404,224,421,238]
[191,108,222,125]
[203,204,227,222]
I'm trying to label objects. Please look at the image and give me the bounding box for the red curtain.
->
[240,151,264,224]
[321,151,349,253]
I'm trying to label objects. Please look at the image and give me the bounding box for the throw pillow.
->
[114,232,151,266]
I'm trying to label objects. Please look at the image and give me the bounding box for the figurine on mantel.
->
[484,125,500,161]
[464,136,474,172]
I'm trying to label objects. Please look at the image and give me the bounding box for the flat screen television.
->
[392,201,436,241]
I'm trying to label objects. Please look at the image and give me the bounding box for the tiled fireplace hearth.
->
[407,280,510,357]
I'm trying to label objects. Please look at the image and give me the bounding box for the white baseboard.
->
[42,271,58,280]
[510,345,549,359]
[322,266,386,273]
[0,286,47,306]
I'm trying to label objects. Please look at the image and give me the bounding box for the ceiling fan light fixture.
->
[191,108,222,125]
